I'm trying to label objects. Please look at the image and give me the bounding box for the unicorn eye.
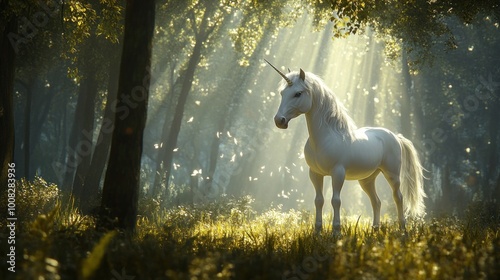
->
[294,92,302,98]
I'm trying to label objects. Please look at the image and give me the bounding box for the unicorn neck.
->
[305,100,356,146]
[305,107,342,145]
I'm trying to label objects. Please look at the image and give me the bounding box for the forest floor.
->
[2,178,500,279]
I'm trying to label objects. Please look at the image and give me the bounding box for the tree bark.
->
[486,107,500,198]
[0,6,16,192]
[151,66,182,197]
[400,50,413,138]
[29,82,55,176]
[81,57,120,212]
[72,65,98,205]
[99,0,155,231]
[158,3,222,196]
[440,164,452,213]
[24,85,32,179]
[161,36,204,194]
[61,80,87,190]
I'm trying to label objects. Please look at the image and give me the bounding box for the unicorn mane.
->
[280,71,357,141]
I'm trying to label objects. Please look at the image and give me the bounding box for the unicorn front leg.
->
[331,166,345,235]
[309,170,324,233]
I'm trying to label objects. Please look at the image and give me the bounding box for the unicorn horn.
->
[264,59,293,87]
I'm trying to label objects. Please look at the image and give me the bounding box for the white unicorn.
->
[266,60,426,233]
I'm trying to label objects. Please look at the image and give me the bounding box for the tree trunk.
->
[72,66,98,205]
[61,81,87,191]
[29,83,55,176]
[161,37,203,193]
[81,57,120,213]
[494,172,500,203]
[207,117,226,183]
[486,107,500,199]
[400,51,413,138]
[440,164,452,213]
[24,86,32,179]
[0,7,16,193]
[159,3,221,195]
[99,0,155,231]
[218,28,274,196]
[412,84,425,141]
[151,66,182,197]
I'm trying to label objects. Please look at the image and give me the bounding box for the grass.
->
[2,177,500,279]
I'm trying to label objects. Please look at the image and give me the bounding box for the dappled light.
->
[1,0,499,279]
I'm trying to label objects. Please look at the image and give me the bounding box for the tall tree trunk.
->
[0,7,16,192]
[400,50,413,138]
[494,172,500,203]
[161,37,203,194]
[206,117,226,184]
[486,107,500,198]
[62,82,87,190]
[99,0,155,231]
[54,94,69,185]
[222,29,274,196]
[29,83,55,176]
[72,66,98,205]
[81,57,120,213]
[151,66,182,197]
[63,40,99,195]
[440,164,452,213]
[158,3,221,196]
[24,86,32,179]
[15,78,53,179]
[412,84,425,141]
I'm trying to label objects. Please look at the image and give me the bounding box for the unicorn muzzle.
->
[274,115,289,129]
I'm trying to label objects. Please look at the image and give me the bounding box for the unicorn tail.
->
[397,134,426,217]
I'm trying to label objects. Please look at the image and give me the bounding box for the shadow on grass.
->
[1,177,499,279]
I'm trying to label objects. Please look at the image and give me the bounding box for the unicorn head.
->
[265,59,312,129]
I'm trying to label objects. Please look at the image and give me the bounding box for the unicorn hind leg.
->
[359,171,381,230]
[382,170,406,230]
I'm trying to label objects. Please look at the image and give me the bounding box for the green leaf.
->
[80,231,117,280]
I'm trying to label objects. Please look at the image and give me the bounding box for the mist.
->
[3,1,500,279]
[6,1,500,220]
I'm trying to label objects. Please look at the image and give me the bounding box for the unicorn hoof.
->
[399,222,406,231]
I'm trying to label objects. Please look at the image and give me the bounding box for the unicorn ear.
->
[299,69,305,81]
[288,68,291,73]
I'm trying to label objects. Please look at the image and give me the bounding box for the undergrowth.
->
[1,177,500,279]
